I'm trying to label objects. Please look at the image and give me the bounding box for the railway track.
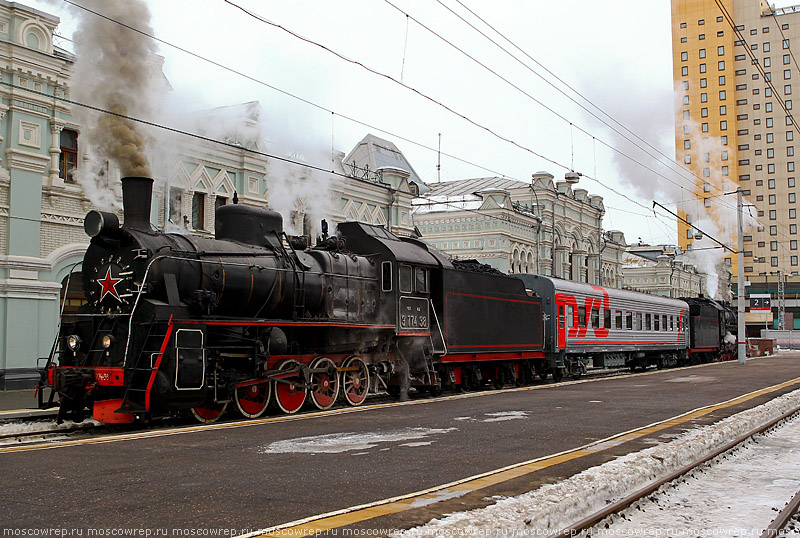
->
[762,488,800,537]
[557,405,800,536]
[0,423,99,446]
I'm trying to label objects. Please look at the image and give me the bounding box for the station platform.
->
[0,388,39,411]
[0,387,57,420]
[1,354,799,534]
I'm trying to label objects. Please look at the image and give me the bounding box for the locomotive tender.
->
[40,177,547,424]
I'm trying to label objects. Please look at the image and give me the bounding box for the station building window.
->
[59,129,78,182]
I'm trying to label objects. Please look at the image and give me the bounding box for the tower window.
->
[59,129,78,182]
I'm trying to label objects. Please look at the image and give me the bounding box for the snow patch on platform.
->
[395,388,800,537]
[482,411,529,423]
[259,427,457,454]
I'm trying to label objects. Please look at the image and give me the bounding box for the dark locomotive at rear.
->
[39,177,738,424]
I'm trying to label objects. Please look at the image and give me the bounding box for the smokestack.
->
[121,176,153,229]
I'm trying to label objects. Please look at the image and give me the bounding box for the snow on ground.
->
[258,427,457,454]
[0,419,99,446]
[395,388,800,537]
[609,415,800,536]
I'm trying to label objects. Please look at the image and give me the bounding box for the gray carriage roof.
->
[517,274,689,310]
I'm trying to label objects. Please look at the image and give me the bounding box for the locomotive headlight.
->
[66,334,81,351]
[101,334,114,349]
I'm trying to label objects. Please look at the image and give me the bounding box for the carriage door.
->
[682,311,690,344]
[557,304,566,350]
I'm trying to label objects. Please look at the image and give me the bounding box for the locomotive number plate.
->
[399,297,429,330]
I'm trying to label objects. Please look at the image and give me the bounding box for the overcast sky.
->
[25,0,800,246]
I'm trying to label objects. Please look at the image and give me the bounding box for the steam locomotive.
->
[38,177,737,425]
[39,177,548,424]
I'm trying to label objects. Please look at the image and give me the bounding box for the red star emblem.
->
[97,267,123,303]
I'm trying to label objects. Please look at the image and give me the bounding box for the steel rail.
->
[557,405,800,536]
[761,487,800,537]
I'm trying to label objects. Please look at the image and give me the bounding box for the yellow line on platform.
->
[240,375,800,538]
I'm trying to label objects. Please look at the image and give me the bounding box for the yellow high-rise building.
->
[672,0,800,330]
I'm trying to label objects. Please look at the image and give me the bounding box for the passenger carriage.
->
[517,275,690,372]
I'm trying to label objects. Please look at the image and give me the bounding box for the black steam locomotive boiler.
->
[39,176,547,424]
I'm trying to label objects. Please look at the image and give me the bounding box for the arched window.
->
[59,129,78,182]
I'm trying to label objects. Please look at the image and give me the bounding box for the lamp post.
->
[759,271,770,332]
[771,270,785,330]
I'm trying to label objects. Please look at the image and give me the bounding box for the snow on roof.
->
[425,177,527,197]
[412,194,482,214]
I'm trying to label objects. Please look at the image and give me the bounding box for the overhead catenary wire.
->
[432,0,783,234]
[434,0,722,198]
[63,0,663,223]
[56,0,681,243]
[230,0,787,247]
[715,0,800,135]
[57,0,512,185]
[221,0,684,216]
[712,0,800,250]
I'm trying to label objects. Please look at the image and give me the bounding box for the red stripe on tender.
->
[449,343,542,349]
[441,351,545,363]
[181,320,396,329]
[447,291,539,305]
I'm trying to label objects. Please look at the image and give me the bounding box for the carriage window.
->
[604,309,611,329]
[645,313,652,331]
[567,305,574,327]
[615,310,623,329]
[415,267,428,293]
[578,306,587,328]
[662,315,667,331]
[381,261,392,292]
[635,313,642,331]
[399,265,412,293]
[654,315,660,331]
[591,308,600,328]
[669,316,674,331]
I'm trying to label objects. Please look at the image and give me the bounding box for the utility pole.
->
[778,270,785,330]
[737,188,746,365]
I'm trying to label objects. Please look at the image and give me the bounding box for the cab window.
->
[399,265,413,293]
[415,267,428,293]
[381,261,392,292]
